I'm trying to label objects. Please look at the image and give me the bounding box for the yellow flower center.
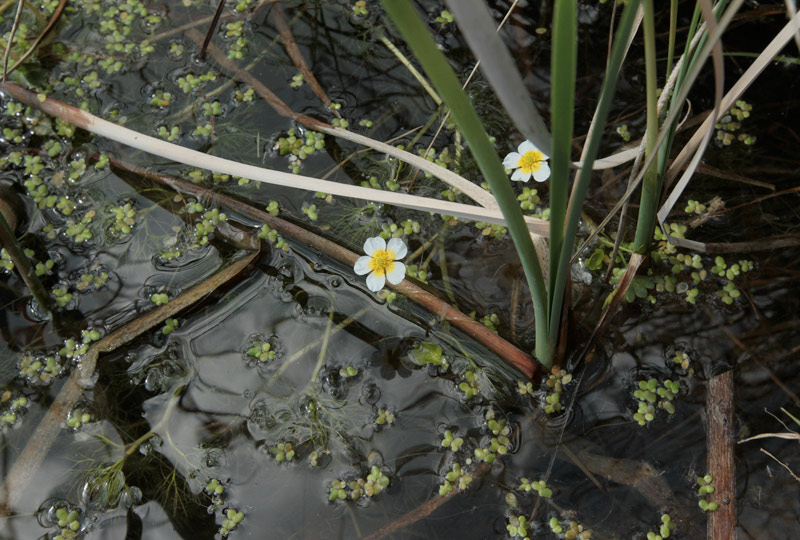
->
[517,150,545,174]
[368,249,396,277]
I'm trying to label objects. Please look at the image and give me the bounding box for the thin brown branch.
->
[271,3,337,113]
[109,159,541,379]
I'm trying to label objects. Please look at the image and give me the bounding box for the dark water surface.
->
[1,1,799,539]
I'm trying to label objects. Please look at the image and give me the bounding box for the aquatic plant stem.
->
[547,0,642,349]
[0,210,51,312]
[545,0,577,358]
[0,250,258,514]
[380,0,550,366]
[632,0,660,254]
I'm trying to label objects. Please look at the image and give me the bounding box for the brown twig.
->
[707,370,737,539]
[2,0,67,79]
[109,159,540,379]
[270,3,337,114]
[198,0,226,61]
[0,248,258,514]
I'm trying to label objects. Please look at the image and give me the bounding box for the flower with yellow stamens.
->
[354,237,407,292]
[503,140,550,182]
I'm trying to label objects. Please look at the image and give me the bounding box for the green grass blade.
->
[547,0,577,327]
[548,0,642,344]
[380,0,550,366]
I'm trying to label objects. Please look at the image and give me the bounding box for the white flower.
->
[502,140,550,182]
[354,237,407,292]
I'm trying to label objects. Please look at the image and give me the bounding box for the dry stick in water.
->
[707,370,737,539]
[110,159,540,379]
[270,3,338,113]
[0,250,258,514]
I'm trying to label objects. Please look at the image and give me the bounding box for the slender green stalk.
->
[380,0,550,366]
[548,0,642,346]
[547,0,576,336]
[0,211,51,312]
[666,0,678,78]
[632,0,661,253]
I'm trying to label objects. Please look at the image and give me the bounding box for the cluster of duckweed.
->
[404,263,428,283]
[60,328,101,360]
[158,125,180,141]
[632,377,681,426]
[258,224,290,252]
[339,365,359,378]
[549,517,592,539]
[646,513,676,539]
[544,366,572,414]
[52,285,74,307]
[329,466,391,502]
[66,407,92,430]
[274,128,326,173]
[52,506,82,540]
[162,318,179,335]
[204,477,225,510]
[64,210,96,243]
[150,292,169,306]
[409,342,449,372]
[478,313,499,333]
[441,429,464,451]
[244,334,278,364]
[616,123,631,141]
[474,409,512,463]
[329,103,348,128]
[302,202,319,221]
[234,85,255,102]
[458,370,480,399]
[74,265,110,293]
[715,100,755,146]
[516,380,535,396]
[352,0,369,17]
[417,146,452,179]
[224,21,247,60]
[269,441,296,463]
[193,207,227,246]
[519,477,553,498]
[374,407,395,427]
[176,71,217,94]
[219,508,245,537]
[105,202,137,239]
[710,256,754,304]
[361,174,400,191]
[506,515,530,538]
[436,9,455,24]
[19,352,62,384]
[697,474,719,511]
[517,186,540,211]
[1,394,29,427]
[378,219,420,239]
[290,73,304,88]
[438,462,473,495]
[474,221,507,240]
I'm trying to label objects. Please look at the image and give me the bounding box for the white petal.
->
[502,152,521,169]
[354,255,372,275]
[533,162,551,182]
[365,271,385,292]
[511,168,531,182]
[517,140,537,155]
[363,236,385,256]
[386,237,407,260]
[386,262,406,285]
